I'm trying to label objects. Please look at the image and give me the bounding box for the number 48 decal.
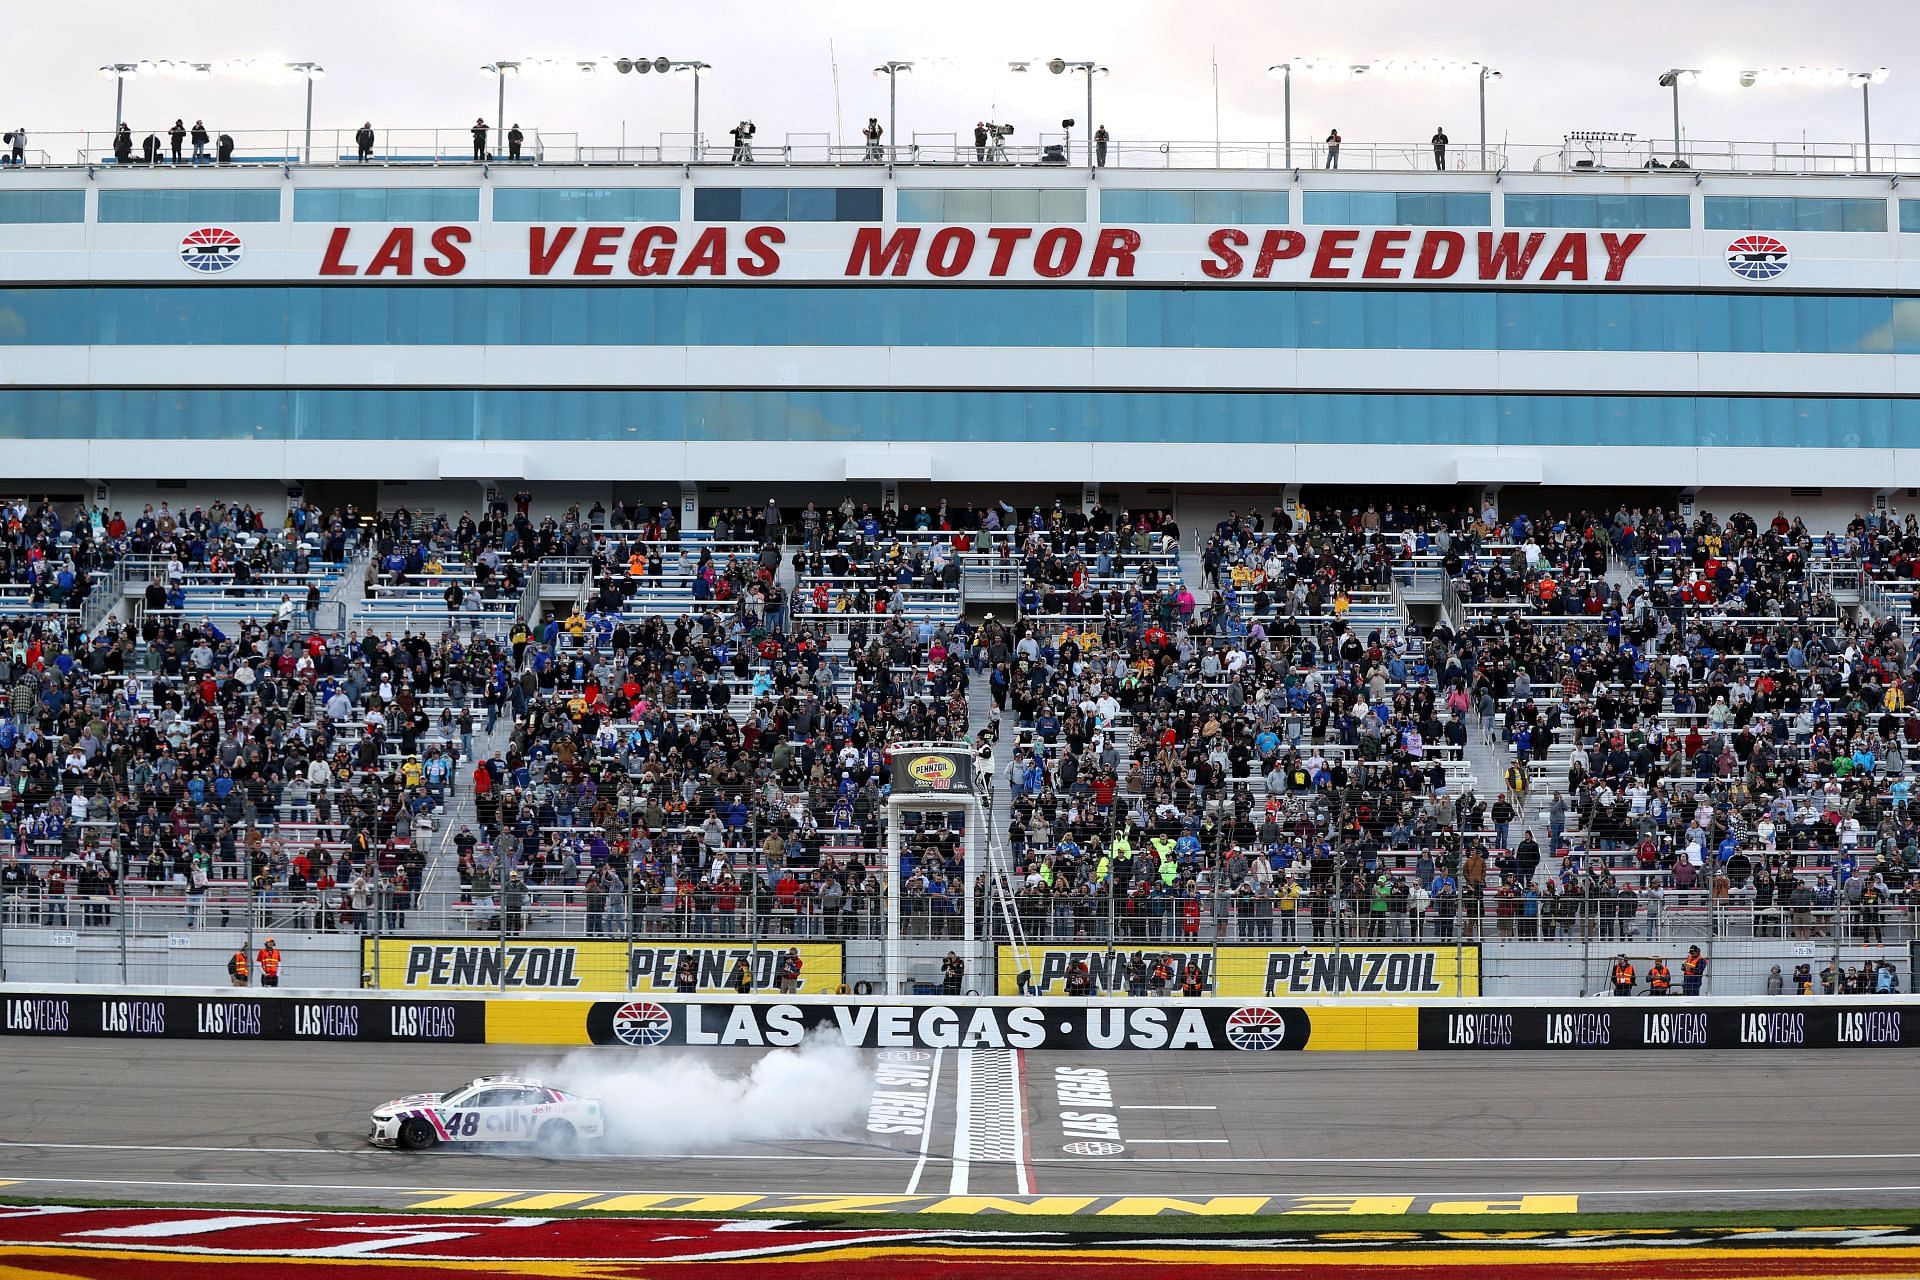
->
[441,1112,480,1137]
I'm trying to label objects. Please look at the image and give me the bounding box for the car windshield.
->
[438,1087,472,1102]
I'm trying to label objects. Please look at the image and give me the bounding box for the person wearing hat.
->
[256,937,282,988]
[1680,945,1707,996]
[1609,954,1635,996]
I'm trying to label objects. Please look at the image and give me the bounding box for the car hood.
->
[374,1092,443,1113]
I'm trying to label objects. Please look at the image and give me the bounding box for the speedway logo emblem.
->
[180,226,244,274]
[1725,234,1789,280]
[610,1001,673,1046]
[1224,1006,1287,1051]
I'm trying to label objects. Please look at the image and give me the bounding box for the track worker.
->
[226,947,249,987]
[1681,945,1708,995]
[1648,957,1672,995]
[727,956,753,994]
[256,938,281,988]
[1180,960,1206,997]
[674,953,699,993]
[1609,954,1635,996]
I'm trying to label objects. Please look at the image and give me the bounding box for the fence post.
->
[624,866,635,992]
[117,870,129,985]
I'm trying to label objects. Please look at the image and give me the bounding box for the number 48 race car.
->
[369,1075,604,1152]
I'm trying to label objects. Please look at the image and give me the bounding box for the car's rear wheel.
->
[397,1119,438,1151]
[537,1120,579,1155]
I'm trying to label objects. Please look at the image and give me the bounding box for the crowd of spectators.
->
[0,493,1914,969]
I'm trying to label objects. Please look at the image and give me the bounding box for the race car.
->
[368,1075,604,1152]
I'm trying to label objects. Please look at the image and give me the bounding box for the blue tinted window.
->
[1304,190,1489,226]
[1504,193,1690,229]
[493,187,680,221]
[293,187,477,222]
[1705,196,1886,232]
[1100,189,1290,224]
[0,190,85,223]
[1902,201,1920,233]
[693,187,880,221]
[0,388,1911,449]
[897,188,1084,223]
[5,286,1920,355]
[98,188,279,223]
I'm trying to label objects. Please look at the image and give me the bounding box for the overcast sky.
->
[18,0,1920,162]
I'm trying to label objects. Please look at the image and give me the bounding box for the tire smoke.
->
[536,1037,871,1153]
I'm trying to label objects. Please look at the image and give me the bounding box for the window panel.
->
[0,190,85,224]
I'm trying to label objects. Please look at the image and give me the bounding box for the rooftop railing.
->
[10,127,1916,176]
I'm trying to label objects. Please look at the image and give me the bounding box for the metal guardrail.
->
[13,126,1919,175]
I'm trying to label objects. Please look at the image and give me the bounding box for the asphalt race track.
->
[2,1040,1917,1214]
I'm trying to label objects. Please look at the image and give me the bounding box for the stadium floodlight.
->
[609,58,711,161]
[1735,66,1891,171]
[97,56,304,152]
[1009,58,1109,174]
[1266,60,1360,167]
[1657,68,1701,163]
[872,61,914,164]
[286,62,326,164]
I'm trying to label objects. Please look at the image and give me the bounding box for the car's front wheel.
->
[537,1120,579,1155]
[397,1119,439,1152]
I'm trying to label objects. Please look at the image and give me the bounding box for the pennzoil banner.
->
[996,944,1480,998]
[362,940,845,994]
[890,747,973,795]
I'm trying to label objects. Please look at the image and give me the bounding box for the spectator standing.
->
[113,124,132,163]
[507,123,524,160]
[727,955,753,993]
[1646,957,1670,995]
[973,121,988,162]
[471,118,489,162]
[730,120,755,163]
[862,116,883,161]
[942,950,963,995]
[1324,128,1341,169]
[1765,965,1784,995]
[8,128,23,165]
[257,937,281,988]
[355,121,375,162]
[777,947,803,993]
[674,952,698,993]
[190,119,209,162]
[1609,953,1635,996]
[1094,124,1109,167]
[1680,944,1707,995]
[168,118,186,162]
[216,132,234,163]
[142,132,161,164]
[1432,126,1448,169]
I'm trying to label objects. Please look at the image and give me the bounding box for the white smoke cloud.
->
[531,1036,872,1154]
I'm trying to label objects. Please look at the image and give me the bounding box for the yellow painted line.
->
[492,1192,605,1210]
[403,1191,519,1210]
[583,1194,766,1213]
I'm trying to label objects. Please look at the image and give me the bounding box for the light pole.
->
[872,61,913,164]
[615,58,711,161]
[97,63,137,140]
[1266,60,1357,168]
[1011,59,1108,175]
[286,62,326,164]
[1477,65,1502,170]
[478,61,522,155]
[1736,66,1891,172]
[1657,68,1699,164]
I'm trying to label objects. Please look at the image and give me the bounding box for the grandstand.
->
[0,149,1915,998]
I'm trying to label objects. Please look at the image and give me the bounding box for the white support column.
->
[884,798,905,995]
[1080,483,1099,518]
